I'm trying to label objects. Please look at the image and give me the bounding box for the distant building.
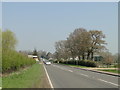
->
[28,55,33,58]
[28,55,39,61]
[93,55,103,61]
[32,55,39,61]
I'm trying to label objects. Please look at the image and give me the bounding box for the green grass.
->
[2,63,43,88]
[99,69,119,74]
[0,77,1,87]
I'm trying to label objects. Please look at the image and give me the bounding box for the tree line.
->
[54,28,107,61]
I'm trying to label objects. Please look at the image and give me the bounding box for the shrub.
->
[58,59,97,67]
[2,50,36,73]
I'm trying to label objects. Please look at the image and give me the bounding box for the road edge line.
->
[43,64,54,88]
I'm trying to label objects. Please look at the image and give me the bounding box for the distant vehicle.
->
[45,61,51,65]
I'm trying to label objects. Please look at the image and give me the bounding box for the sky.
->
[1,0,119,2]
[0,2,1,28]
[2,2,118,54]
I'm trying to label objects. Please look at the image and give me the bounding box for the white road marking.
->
[59,67,64,70]
[52,64,119,88]
[92,77,95,79]
[80,74,89,77]
[43,64,54,88]
[68,70,73,72]
[52,64,73,72]
[98,79,119,86]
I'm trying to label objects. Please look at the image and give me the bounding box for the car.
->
[45,61,51,65]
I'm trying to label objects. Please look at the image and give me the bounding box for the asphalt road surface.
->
[44,63,119,88]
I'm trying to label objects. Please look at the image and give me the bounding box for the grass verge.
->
[60,63,120,74]
[2,63,43,88]
[0,77,1,87]
[98,69,119,74]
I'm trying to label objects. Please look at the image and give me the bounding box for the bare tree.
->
[33,48,38,56]
[99,51,114,67]
[113,53,118,63]
[53,51,60,60]
[87,30,106,60]
[71,28,91,60]
[54,28,107,62]
[55,40,70,60]
[66,34,77,60]
[37,50,47,59]
[46,52,53,60]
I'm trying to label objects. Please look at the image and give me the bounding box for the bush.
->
[59,60,97,67]
[2,50,36,73]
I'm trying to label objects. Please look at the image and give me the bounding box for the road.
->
[44,63,119,88]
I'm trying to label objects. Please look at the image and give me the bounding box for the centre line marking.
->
[68,70,73,72]
[98,79,119,86]
[81,74,89,77]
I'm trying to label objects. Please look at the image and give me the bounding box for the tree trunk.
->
[87,51,90,60]
[82,54,85,60]
[91,52,94,60]
[71,51,75,60]
[72,56,75,60]
[78,56,81,60]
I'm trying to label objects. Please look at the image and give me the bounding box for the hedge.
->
[2,50,36,73]
[55,60,97,67]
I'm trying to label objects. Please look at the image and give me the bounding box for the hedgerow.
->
[57,60,97,67]
[2,50,36,73]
